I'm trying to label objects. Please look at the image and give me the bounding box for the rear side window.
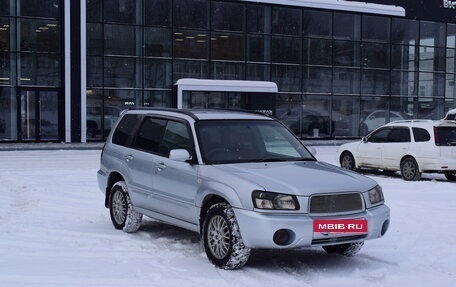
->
[434,127,456,146]
[112,114,140,147]
[412,127,431,142]
[387,127,411,143]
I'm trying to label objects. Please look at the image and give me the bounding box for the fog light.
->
[381,219,390,236]
[273,229,290,245]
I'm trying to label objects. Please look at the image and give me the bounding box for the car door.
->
[126,117,168,211]
[357,127,391,167]
[152,119,199,224]
[381,127,411,169]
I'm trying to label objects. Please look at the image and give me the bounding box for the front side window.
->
[197,120,314,164]
[159,120,193,157]
[132,117,193,157]
[132,117,167,153]
[368,127,391,143]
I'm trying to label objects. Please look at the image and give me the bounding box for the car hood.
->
[214,161,377,196]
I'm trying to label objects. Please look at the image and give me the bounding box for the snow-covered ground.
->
[1,146,455,286]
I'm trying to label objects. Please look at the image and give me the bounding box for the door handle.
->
[156,162,167,171]
[124,154,133,162]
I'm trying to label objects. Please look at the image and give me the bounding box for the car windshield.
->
[196,119,315,164]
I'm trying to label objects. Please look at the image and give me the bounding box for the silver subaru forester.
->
[97,108,390,269]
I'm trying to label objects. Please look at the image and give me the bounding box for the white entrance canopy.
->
[175,79,278,109]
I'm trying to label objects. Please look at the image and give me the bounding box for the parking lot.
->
[0,146,455,286]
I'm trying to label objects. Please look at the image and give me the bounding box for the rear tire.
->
[323,241,364,256]
[109,181,142,233]
[202,203,250,270]
[444,171,456,181]
[340,152,356,171]
[400,157,422,181]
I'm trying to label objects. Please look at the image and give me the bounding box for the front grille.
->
[309,193,363,214]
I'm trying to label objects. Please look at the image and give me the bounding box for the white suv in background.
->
[338,120,456,181]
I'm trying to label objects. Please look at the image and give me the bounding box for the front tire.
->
[400,157,422,181]
[202,203,250,270]
[323,241,364,256]
[109,181,142,233]
[340,152,356,171]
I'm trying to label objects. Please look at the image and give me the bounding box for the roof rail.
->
[123,107,199,120]
[389,119,435,124]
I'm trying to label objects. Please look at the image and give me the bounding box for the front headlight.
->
[252,191,299,210]
[368,185,384,205]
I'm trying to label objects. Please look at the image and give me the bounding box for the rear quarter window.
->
[412,127,431,142]
[435,127,456,146]
[112,114,141,146]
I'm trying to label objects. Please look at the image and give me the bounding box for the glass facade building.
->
[1,0,456,142]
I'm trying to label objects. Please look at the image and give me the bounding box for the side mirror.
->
[169,149,192,162]
[362,137,369,143]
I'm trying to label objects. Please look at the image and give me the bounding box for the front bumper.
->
[234,204,390,249]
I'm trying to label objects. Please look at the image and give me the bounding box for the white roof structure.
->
[175,79,278,93]
[240,0,405,17]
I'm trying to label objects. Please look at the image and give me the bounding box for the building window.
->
[391,71,416,96]
[303,66,332,93]
[20,0,61,18]
[211,32,244,61]
[362,15,390,42]
[145,27,171,58]
[144,59,172,89]
[246,5,270,34]
[272,36,301,64]
[20,19,60,53]
[211,62,245,80]
[104,0,140,24]
[272,65,301,92]
[303,9,332,39]
[361,42,390,69]
[173,30,209,59]
[334,13,360,41]
[272,7,301,36]
[211,1,244,32]
[19,53,61,86]
[104,57,142,88]
[420,21,446,47]
[246,34,270,63]
[333,68,360,94]
[391,44,416,71]
[303,38,331,66]
[144,0,171,27]
[173,60,209,82]
[361,69,389,95]
[392,18,418,45]
[104,24,141,56]
[333,40,360,67]
[173,0,208,30]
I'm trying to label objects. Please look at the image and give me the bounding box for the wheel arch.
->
[199,194,229,235]
[400,155,421,171]
[340,150,357,168]
[105,172,125,208]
